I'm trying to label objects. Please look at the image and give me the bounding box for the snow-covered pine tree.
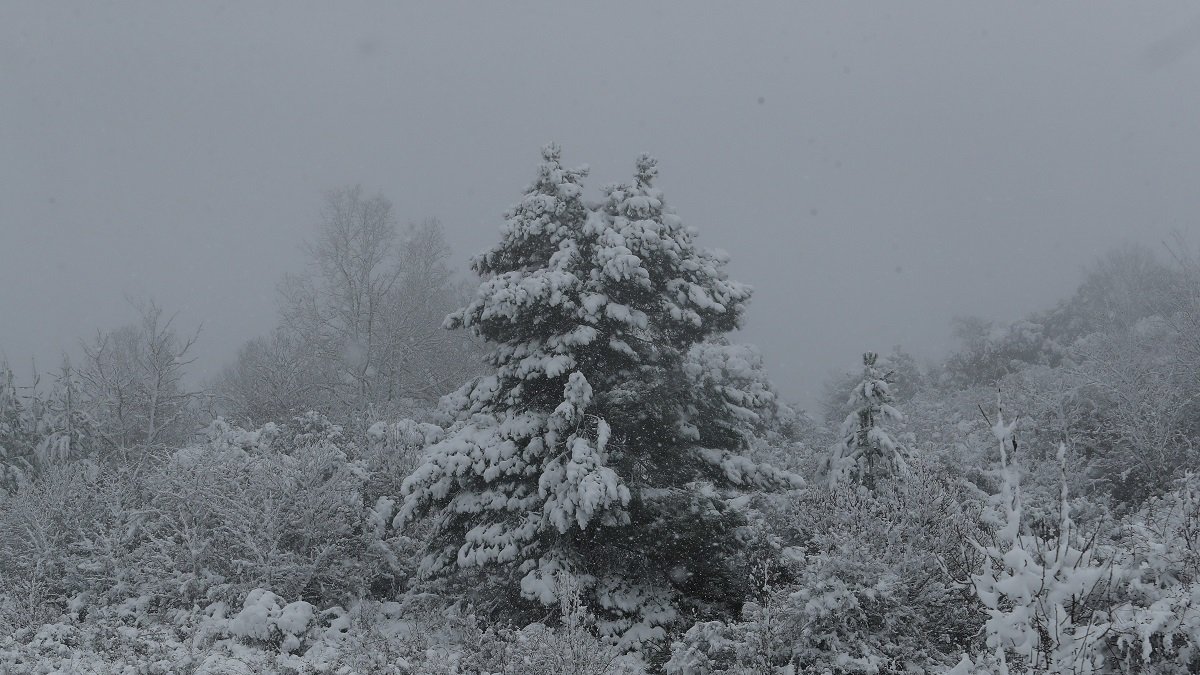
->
[397,145,800,647]
[0,360,94,493]
[0,363,37,493]
[827,351,910,490]
[32,359,92,465]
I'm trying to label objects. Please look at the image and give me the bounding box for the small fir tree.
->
[827,351,910,490]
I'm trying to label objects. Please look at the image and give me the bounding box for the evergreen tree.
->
[32,359,92,465]
[0,360,91,493]
[0,363,37,493]
[827,352,910,490]
[398,145,799,647]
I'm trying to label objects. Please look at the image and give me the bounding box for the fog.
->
[8,5,1200,669]
[3,1,1198,409]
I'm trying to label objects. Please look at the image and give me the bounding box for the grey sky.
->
[2,2,1198,411]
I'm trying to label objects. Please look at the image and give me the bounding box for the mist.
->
[4,2,1196,410]
[4,4,1200,671]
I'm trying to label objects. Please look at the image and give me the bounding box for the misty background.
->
[3,2,1198,410]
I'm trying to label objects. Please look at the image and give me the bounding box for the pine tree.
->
[0,360,95,493]
[398,145,799,647]
[32,359,92,465]
[0,363,37,493]
[827,352,910,490]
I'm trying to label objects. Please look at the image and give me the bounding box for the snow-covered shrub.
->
[0,460,145,629]
[968,410,1118,673]
[465,622,645,675]
[227,588,317,654]
[315,598,444,674]
[902,367,1112,534]
[1112,583,1200,674]
[362,417,443,504]
[1106,473,1200,671]
[920,244,1198,515]
[1069,317,1199,506]
[0,409,435,664]
[313,590,645,675]
[138,417,407,608]
[665,614,782,674]
[666,462,983,673]
[783,469,982,671]
[0,603,217,674]
[665,620,738,674]
[457,574,645,675]
[201,415,279,455]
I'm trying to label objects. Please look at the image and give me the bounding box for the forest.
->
[2,144,1199,674]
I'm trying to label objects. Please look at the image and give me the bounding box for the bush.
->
[668,464,983,673]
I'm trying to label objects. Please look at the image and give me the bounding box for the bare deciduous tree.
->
[251,186,482,420]
[381,218,482,401]
[211,328,325,425]
[279,186,402,407]
[77,298,200,458]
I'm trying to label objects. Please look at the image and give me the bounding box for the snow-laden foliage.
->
[0,363,44,493]
[1106,473,1200,671]
[0,414,425,636]
[968,410,1117,674]
[0,594,652,675]
[0,361,95,494]
[454,572,645,675]
[1070,316,1199,505]
[666,463,983,673]
[826,351,912,490]
[228,588,318,653]
[820,348,926,427]
[398,145,800,647]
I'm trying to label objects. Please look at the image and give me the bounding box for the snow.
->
[6,143,1195,673]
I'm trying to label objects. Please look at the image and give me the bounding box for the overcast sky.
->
[3,2,1198,411]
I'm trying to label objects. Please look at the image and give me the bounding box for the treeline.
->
[1,186,482,491]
